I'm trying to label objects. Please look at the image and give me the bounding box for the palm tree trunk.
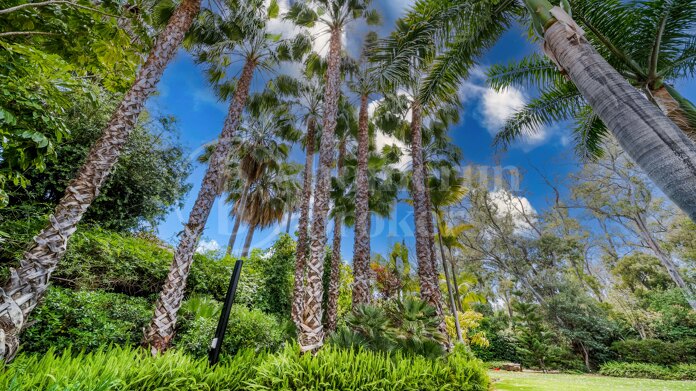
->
[285,209,292,234]
[326,138,346,332]
[298,28,341,353]
[409,100,447,338]
[241,224,256,258]
[352,93,371,306]
[226,180,250,256]
[437,221,463,343]
[448,247,463,312]
[652,85,696,143]
[291,117,316,328]
[538,5,696,222]
[144,58,256,355]
[0,0,201,362]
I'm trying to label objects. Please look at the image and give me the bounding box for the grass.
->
[490,370,696,391]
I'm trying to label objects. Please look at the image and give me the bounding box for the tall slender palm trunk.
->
[352,93,371,306]
[298,28,342,353]
[448,247,462,312]
[226,180,250,256]
[409,101,447,337]
[144,59,256,355]
[436,220,462,342]
[241,224,256,258]
[0,0,201,362]
[326,139,346,332]
[536,4,696,223]
[291,117,316,328]
[285,210,292,234]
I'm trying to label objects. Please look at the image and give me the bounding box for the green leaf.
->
[268,0,280,19]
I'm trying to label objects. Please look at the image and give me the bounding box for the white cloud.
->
[488,189,537,235]
[196,239,220,253]
[481,87,527,135]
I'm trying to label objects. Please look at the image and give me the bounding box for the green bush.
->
[611,338,696,365]
[175,303,287,357]
[599,361,696,380]
[21,287,151,354]
[251,344,489,390]
[0,345,490,390]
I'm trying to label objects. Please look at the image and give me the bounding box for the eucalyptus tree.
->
[144,0,309,353]
[0,0,201,361]
[239,162,303,257]
[490,0,696,156]
[403,0,696,222]
[285,0,380,352]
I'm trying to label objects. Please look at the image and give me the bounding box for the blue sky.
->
[147,1,696,260]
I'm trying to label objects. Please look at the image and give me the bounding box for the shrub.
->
[175,304,287,357]
[599,361,696,380]
[21,287,151,354]
[251,344,489,390]
[611,338,696,365]
[0,345,490,390]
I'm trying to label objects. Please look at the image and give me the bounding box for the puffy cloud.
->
[488,189,537,234]
[196,239,220,253]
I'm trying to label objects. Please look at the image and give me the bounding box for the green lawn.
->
[489,370,696,391]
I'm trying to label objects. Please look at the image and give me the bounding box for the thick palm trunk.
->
[144,59,256,355]
[437,222,463,343]
[539,6,696,223]
[0,0,200,362]
[298,28,341,353]
[226,180,250,256]
[291,117,316,328]
[285,210,292,234]
[241,224,256,258]
[326,139,346,332]
[352,93,371,306]
[409,101,447,337]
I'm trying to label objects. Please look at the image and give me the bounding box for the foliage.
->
[446,310,489,348]
[330,298,447,359]
[175,303,288,358]
[5,94,191,231]
[0,346,264,391]
[0,344,490,390]
[21,287,151,354]
[599,362,696,381]
[512,301,562,371]
[253,234,297,319]
[641,288,696,341]
[250,344,489,391]
[611,339,696,365]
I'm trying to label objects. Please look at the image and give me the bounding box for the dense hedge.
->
[0,345,490,390]
[611,338,696,365]
[600,361,696,381]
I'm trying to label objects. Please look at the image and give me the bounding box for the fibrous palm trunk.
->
[326,138,346,332]
[437,221,462,342]
[541,8,696,222]
[0,0,201,362]
[298,28,341,353]
[291,117,316,328]
[144,58,256,355]
[352,93,371,306]
[241,223,256,258]
[409,101,447,337]
[226,180,250,256]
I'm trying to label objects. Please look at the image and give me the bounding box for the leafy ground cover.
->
[490,370,696,391]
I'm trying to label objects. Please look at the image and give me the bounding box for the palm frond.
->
[573,106,608,161]
[487,53,562,92]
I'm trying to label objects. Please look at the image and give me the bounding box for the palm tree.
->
[348,32,380,306]
[326,135,347,332]
[267,71,324,328]
[285,0,379,352]
[144,0,308,354]
[0,0,201,361]
[404,0,696,222]
[490,0,696,156]
[239,162,303,257]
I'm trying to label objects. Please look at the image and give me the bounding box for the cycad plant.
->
[0,0,202,361]
[144,0,308,353]
[285,0,380,352]
[490,0,696,157]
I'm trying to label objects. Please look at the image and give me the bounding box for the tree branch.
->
[0,31,58,37]
[0,0,120,18]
